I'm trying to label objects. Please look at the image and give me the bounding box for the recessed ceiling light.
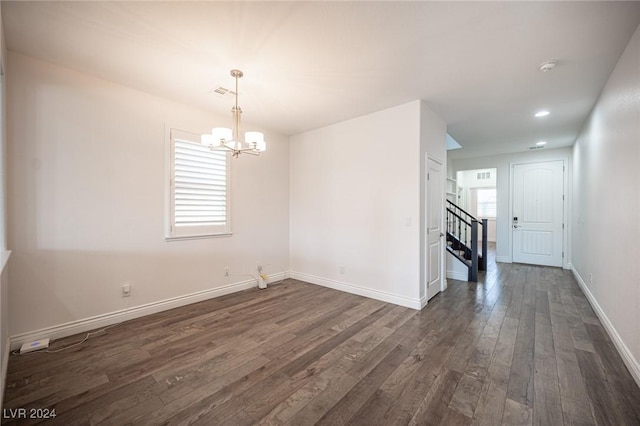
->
[535,110,550,118]
[536,141,547,146]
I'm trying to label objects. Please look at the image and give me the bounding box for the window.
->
[476,171,491,180]
[476,188,497,218]
[167,128,231,239]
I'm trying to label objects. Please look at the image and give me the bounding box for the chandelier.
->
[201,69,266,157]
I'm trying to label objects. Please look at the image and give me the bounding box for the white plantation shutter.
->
[476,188,497,218]
[168,129,231,238]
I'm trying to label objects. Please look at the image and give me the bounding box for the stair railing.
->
[446,200,488,281]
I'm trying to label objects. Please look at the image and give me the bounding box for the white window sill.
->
[165,233,232,242]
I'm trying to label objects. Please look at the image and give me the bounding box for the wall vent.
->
[210,86,236,97]
[528,145,544,150]
[477,171,491,180]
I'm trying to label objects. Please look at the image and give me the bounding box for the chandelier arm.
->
[218,145,259,157]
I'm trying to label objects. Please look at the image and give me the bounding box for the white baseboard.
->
[420,296,428,309]
[9,273,284,351]
[1,251,11,275]
[571,266,640,388]
[447,270,468,281]
[289,271,421,310]
[495,256,511,263]
[266,271,289,284]
[1,337,9,411]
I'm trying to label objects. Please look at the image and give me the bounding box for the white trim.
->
[495,256,511,263]
[165,233,232,242]
[420,296,428,309]
[8,274,283,351]
[290,271,421,310]
[1,337,9,410]
[446,270,469,281]
[571,266,640,388]
[1,253,9,411]
[265,271,289,284]
[0,250,10,275]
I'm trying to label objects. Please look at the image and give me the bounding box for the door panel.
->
[512,161,564,267]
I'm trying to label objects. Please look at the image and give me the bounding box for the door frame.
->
[509,159,569,269]
[422,153,445,308]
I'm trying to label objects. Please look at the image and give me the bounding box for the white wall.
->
[451,147,571,265]
[290,101,442,309]
[446,252,469,282]
[571,24,640,385]
[6,53,290,340]
[0,3,9,409]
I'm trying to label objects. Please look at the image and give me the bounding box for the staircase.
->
[446,200,487,282]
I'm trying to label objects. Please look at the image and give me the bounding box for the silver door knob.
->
[513,224,520,228]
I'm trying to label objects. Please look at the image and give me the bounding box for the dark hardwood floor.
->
[3,255,640,425]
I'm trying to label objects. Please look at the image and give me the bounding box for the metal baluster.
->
[464,222,468,249]
[470,220,478,281]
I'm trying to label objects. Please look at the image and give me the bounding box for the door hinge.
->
[427,173,430,181]
[562,251,565,258]
[562,195,565,201]
[563,166,565,172]
[562,223,564,229]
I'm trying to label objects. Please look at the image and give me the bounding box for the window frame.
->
[165,127,232,241]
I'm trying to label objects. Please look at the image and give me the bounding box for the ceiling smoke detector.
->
[539,61,557,73]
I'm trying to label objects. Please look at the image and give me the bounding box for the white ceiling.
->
[3,1,640,159]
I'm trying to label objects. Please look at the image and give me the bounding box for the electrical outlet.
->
[339,265,345,275]
[224,267,230,277]
[589,273,593,284]
[257,264,263,273]
[122,283,131,297]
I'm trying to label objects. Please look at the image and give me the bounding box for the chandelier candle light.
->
[201,69,266,157]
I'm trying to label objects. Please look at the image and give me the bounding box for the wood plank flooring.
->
[3,257,640,425]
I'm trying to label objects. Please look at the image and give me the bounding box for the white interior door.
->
[426,157,443,300]
[512,161,564,267]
